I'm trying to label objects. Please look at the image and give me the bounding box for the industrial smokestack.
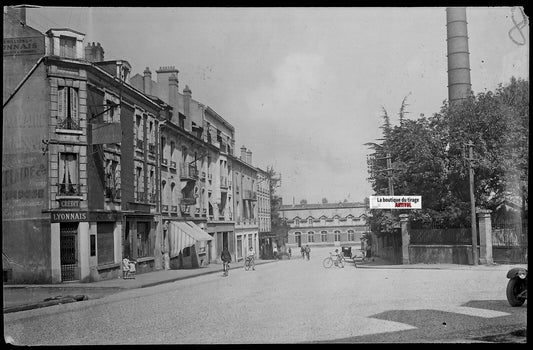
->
[446,7,472,108]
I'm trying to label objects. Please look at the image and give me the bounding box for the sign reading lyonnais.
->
[3,37,45,56]
[51,211,88,223]
[370,196,422,209]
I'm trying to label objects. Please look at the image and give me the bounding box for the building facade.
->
[256,168,272,258]
[280,202,370,250]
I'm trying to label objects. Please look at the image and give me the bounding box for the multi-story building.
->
[231,146,259,262]
[256,168,272,258]
[280,202,370,250]
[3,8,168,283]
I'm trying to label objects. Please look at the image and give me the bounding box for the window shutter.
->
[70,88,78,121]
[58,87,65,118]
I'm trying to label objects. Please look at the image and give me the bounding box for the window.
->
[334,216,339,225]
[334,230,341,242]
[90,235,96,256]
[59,35,76,58]
[248,235,253,250]
[59,153,80,195]
[320,217,326,226]
[57,86,80,130]
[105,100,115,123]
[150,170,155,202]
[295,218,300,227]
[136,167,143,201]
[161,137,166,161]
[308,218,313,225]
[97,222,114,265]
[308,231,315,243]
[348,230,355,241]
[237,236,243,259]
[321,231,327,242]
[295,232,301,243]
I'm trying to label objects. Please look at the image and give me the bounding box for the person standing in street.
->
[301,246,305,259]
[305,244,311,260]
[288,247,292,259]
[273,245,278,259]
[221,246,231,276]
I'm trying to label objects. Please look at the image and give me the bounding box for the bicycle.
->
[222,261,230,276]
[323,252,345,268]
[244,256,255,271]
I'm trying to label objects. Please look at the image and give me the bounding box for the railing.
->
[180,164,199,179]
[242,190,257,201]
[161,158,168,166]
[410,228,472,245]
[58,183,82,196]
[220,177,228,188]
[136,191,146,202]
[170,161,177,169]
[136,139,144,150]
[57,117,82,130]
[105,187,121,200]
[180,197,196,205]
[162,205,169,212]
[492,221,528,247]
[171,205,178,213]
[148,143,156,153]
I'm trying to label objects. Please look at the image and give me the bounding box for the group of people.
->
[301,245,311,260]
[220,246,256,277]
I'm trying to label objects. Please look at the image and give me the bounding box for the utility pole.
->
[372,153,394,196]
[466,141,478,265]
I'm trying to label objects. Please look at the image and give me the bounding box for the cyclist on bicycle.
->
[246,246,256,270]
[221,247,231,276]
[332,249,343,266]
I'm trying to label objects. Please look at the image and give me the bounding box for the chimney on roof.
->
[85,42,105,62]
[143,67,152,95]
[246,149,252,165]
[168,73,179,110]
[240,146,247,162]
[183,85,192,118]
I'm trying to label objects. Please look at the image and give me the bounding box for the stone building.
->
[280,202,370,250]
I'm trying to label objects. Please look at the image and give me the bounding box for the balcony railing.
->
[180,197,197,205]
[180,164,199,180]
[171,205,178,212]
[136,191,146,202]
[170,161,177,169]
[242,190,257,201]
[161,158,168,166]
[58,183,82,196]
[105,187,121,200]
[57,117,82,131]
[162,205,169,212]
[220,176,228,188]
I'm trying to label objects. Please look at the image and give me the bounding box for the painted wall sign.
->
[3,37,45,56]
[369,196,422,209]
[88,211,120,222]
[51,211,88,223]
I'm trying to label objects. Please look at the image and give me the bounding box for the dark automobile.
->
[341,246,352,259]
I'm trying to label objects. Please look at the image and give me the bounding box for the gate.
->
[492,219,528,264]
[60,223,78,281]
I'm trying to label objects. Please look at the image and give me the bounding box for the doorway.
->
[60,222,78,281]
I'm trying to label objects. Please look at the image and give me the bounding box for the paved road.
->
[3,248,527,344]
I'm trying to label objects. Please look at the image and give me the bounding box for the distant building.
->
[280,202,370,249]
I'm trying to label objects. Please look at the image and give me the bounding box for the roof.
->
[280,202,367,210]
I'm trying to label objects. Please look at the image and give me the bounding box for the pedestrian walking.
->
[301,246,305,259]
[273,246,278,260]
[305,244,311,260]
[221,247,231,277]
[288,247,292,259]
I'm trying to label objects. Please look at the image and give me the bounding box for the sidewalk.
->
[355,256,527,271]
[3,259,276,313]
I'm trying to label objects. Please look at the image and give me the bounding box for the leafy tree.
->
[300,199,308,204]
[322,197,328,204]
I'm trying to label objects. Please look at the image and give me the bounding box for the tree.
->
[300,199,308,205]
[322,197,328,204]
[266,165,283,227]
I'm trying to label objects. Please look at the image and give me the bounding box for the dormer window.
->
[60,35,76,58]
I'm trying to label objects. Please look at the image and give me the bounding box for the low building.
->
[280,202,370,250]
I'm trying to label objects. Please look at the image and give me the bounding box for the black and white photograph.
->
[3,5,528,344]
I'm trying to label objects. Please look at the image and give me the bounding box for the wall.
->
[409,245,472,264]
[2,63,51,283]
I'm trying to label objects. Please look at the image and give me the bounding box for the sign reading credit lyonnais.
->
[370,196,422,209]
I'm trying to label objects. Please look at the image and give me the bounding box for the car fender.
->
[507,267,528,279]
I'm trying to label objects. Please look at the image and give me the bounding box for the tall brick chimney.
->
[85,42,105,62]
[240,146,247,162]
[168,73,179,110]
[143,67,152,96]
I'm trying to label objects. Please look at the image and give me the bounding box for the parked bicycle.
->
[323,250,345,268]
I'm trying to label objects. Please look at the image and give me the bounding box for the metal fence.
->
[410,227,472,245]
[492,220,528,247]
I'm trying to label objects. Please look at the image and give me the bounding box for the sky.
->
[24,6,529,205]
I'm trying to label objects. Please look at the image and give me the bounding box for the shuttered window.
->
[97,222,115,265]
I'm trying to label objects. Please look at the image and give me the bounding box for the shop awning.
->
[169,221,213,258]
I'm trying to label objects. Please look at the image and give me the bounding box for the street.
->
[3,247,527,344]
